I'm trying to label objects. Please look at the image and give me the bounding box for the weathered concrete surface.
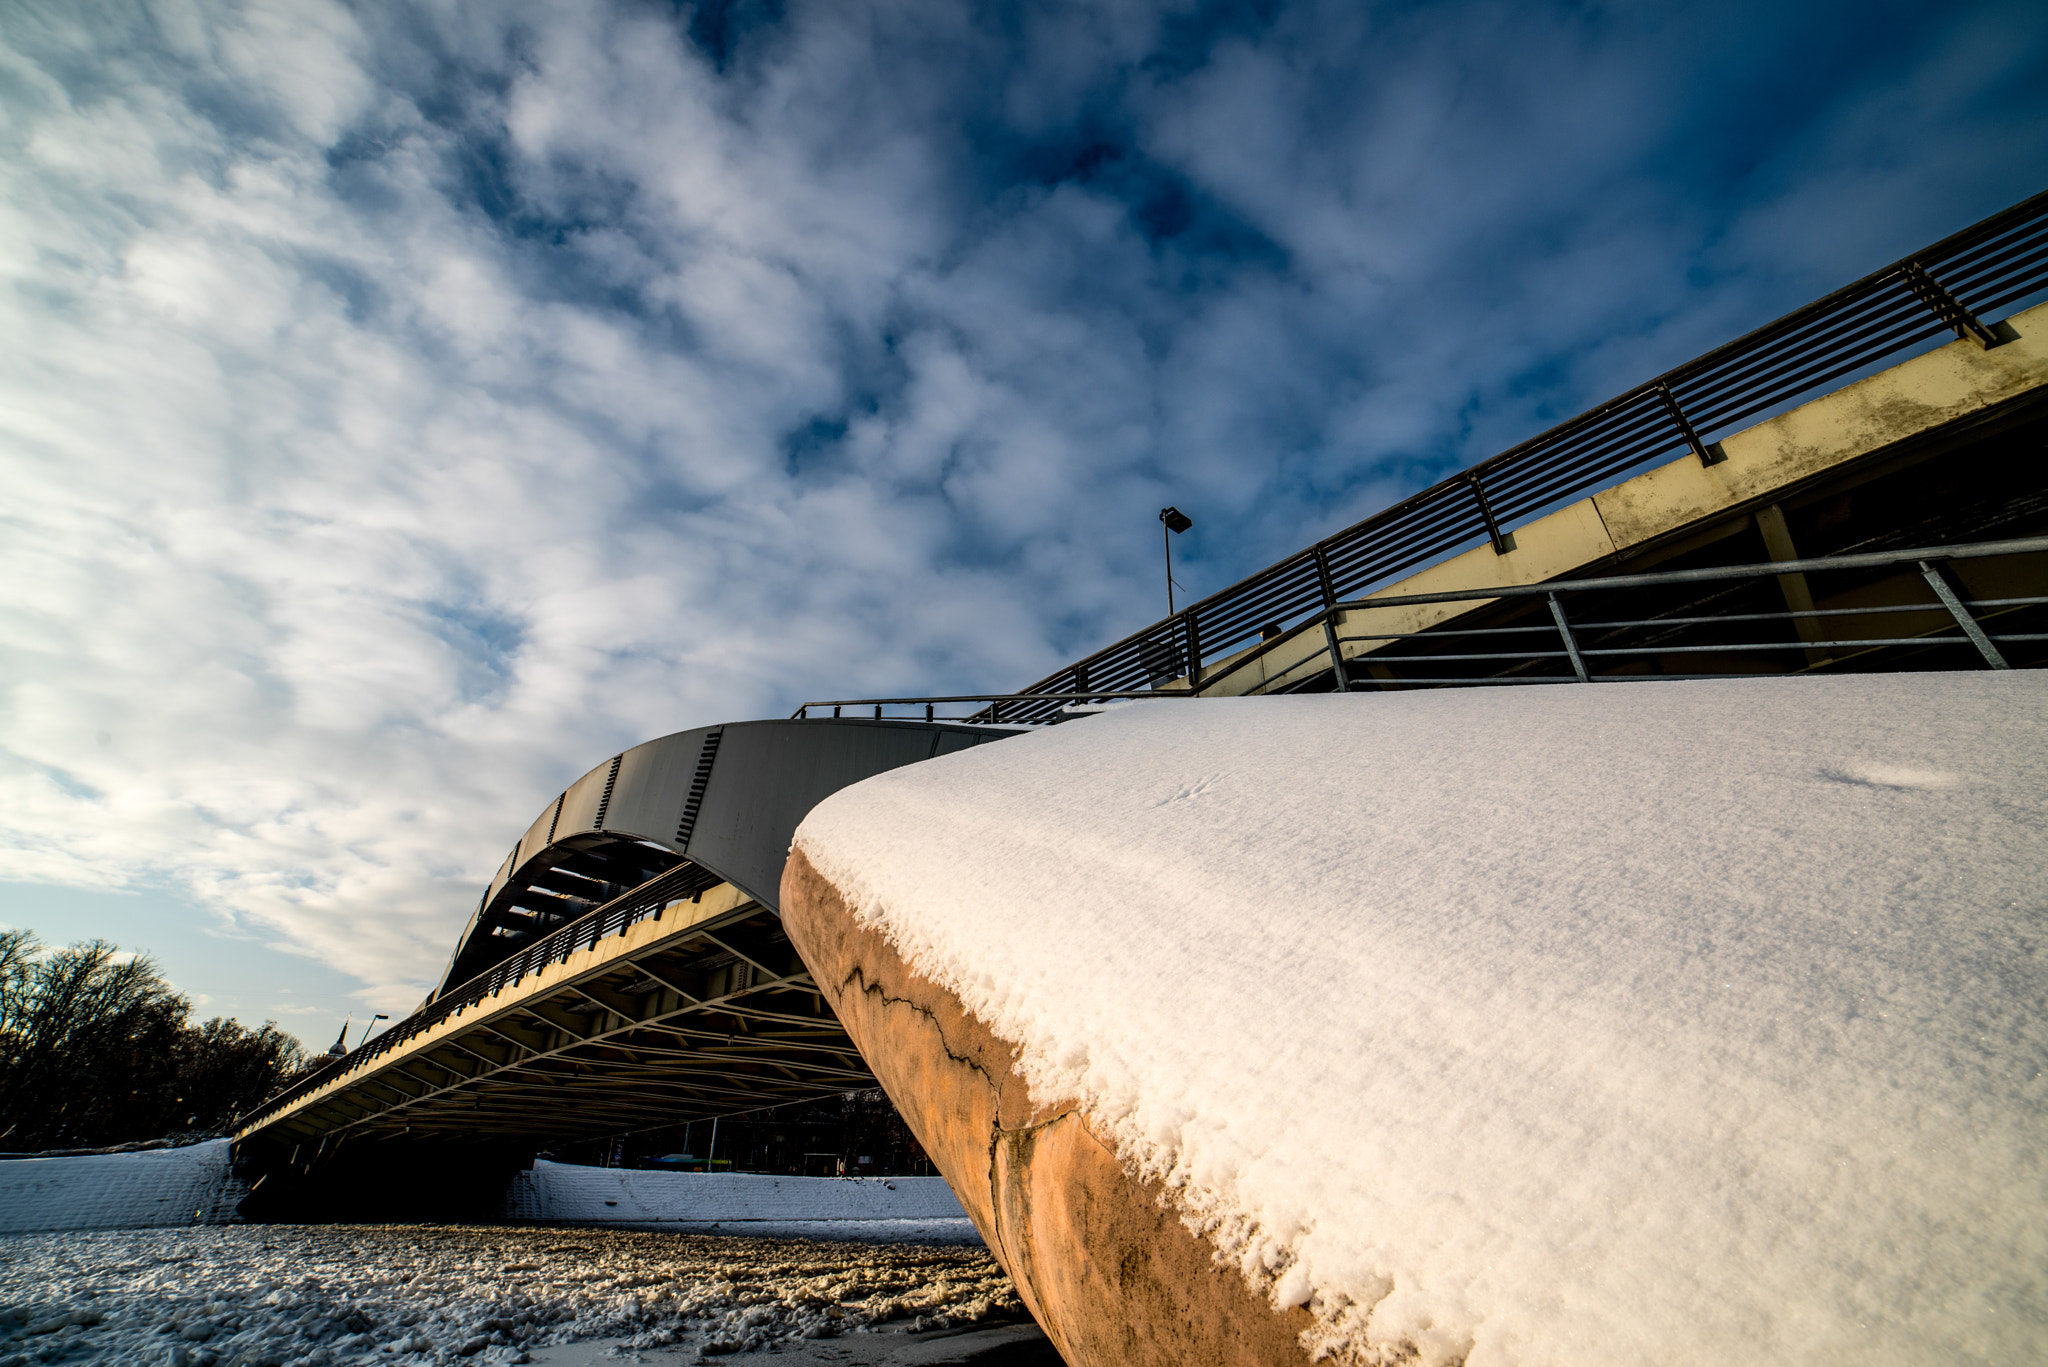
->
[781,847,1315,1367]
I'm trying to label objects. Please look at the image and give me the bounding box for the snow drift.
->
[793,673,2048,1366]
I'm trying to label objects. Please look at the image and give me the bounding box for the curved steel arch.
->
[436,717,1014,998]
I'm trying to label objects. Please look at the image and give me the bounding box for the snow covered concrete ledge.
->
[784,674,2048,1367]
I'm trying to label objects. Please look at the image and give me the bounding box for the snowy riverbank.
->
[795,673,2048,1366]
[0,1143,975,1242]
[505,1162,972,1240]
[0,1223,1025,1365]
[0,1140,236,1235]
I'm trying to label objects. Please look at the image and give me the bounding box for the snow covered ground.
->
[0,1223,1026,1365]
[0,1141,235,1235]
[795,673,2048,1367]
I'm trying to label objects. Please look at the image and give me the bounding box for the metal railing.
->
[792,689,1190,722]
[795,537,2045,721]
[982,188,2048,724]
[1236,535,2046,690]
[234,860,728,1134]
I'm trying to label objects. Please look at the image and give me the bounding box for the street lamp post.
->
[357,1013,389,1048]
[1160,506,1193,615]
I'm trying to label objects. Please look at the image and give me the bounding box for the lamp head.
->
[1159,506,1193,534]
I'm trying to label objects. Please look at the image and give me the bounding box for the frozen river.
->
[0,1223,1060,1365]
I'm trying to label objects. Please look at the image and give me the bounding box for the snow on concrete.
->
[0,1223,1022,1364]
[794,673,2048,1367]
[505,1161,972,1238]
[0,1140,234,1235]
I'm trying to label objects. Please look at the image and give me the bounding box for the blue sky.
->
[3,0,2045,1044]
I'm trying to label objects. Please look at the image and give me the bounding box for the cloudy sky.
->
[4,0,2046,1042]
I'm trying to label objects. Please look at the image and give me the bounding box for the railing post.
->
[1312,547,1349,692]
[926,702,934,721]
[1185,612,1204,688]
[1901,262,2001,349]
[1466,475,1513,555]
[1321,611,1350,692]
[1547,593,1590,682]
[1656,383,1722,467]
[1919,561,2009,668]
[1312,546,1338,608]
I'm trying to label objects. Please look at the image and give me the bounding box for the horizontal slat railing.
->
[980,187,2048,724]
[800,537,2046,721]
[1200,535,2046,693]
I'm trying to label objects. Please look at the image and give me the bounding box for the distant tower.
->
[327,1015,351,1058]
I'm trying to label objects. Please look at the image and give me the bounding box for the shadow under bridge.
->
[234,718,1018,1156]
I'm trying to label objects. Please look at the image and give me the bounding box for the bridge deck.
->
[238,881,869,1151]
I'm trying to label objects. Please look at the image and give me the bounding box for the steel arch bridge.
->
[234,719,1020,1160]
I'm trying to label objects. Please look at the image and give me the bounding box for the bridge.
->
[233,721,1018,1160]
[232,189,2048,1204]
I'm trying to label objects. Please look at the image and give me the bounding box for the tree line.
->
[0,929,308,1152]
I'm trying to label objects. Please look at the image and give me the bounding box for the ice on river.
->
[0,1223,1022,1365]
[795,672,2048,1367]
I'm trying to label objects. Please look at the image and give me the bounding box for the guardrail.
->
[235,860,727,1135]
[982,188,2048,724]
[1233,534,2046,690]
[791,689,1190,722]
[794,537,2046,721]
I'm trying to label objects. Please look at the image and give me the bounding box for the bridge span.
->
[233,719,1022,1183]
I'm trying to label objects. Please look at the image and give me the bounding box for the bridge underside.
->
[243,883,869,1157]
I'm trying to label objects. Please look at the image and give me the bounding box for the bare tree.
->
[0,933,306,1150]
